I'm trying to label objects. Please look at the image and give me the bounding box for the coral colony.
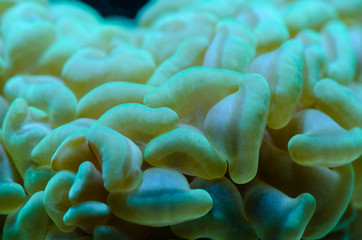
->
[0,0,361,239]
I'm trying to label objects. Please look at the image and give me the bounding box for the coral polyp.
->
[0,0,361,239]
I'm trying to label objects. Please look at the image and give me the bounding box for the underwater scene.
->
[0,0,361,239]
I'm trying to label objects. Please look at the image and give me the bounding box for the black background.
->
[79,0,149,18]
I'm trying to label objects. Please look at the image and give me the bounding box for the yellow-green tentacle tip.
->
[63,201,111,234]
[2,98,51,176]
[236,1,289,52]
[0,181,26,214]
[314,79,362,129]
[23,164,55,195]
[3,75,77,127]
[141,11,216,64]
[147,36,209,87]
[287,109,362,167]
[44,170,76,232]
[204,73,270,184]
[0,143,25,213]
[295,29,326,106]
[1,2,56,73]
[248,39,304,129]
[61,46,155,98]
[144,66,241,125]
[321,20,356,85]
[92,103,179,143]
[283,0,337,34]
[203,19,255,73]
[68,161,107,204]
[144,125,227,179]
[107,167,213,227]
[31,120,92,166]
[77,82,155,119]
[37,38,80,76]
[51,132,99,172]
[87,126,143,192]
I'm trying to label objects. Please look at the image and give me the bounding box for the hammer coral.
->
[0,0,361,239]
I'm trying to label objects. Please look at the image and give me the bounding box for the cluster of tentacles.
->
[0,0,361,239]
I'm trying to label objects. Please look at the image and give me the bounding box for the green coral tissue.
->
[0,0,361,239]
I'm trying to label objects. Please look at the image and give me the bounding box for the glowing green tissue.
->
[44,170,76,232]
[0,0,361,238]
[144,66,241,126]
[31,118,94,166]
[92,103,179,144]
[0,144,25,214]
[270,109,362,167]
[258,138,354,239]
[107,167,213,227]
[236,1,289,52]
[63,201,111,234]
[51,132,99,172]
[295,29,326,105]
[0,182,26,215]
[141,11,217,63]
[2,98,51,176]
[3,191,52,240]
[147,36,209,87]
[83,25,134,52]
[321,20,356,85]
[23,164,55,195]
[243,178,316,240]
[77,82,155,119]
[203,19,255,73]
[3,75,77,127]
[314,78,362,129]
[248,39,304,129]
[171,177,258,240]
[204,73,270,184]
[68,161,107,204]
[1,1,55,74]
[62,46,156,98]
[283,0,337,34]
[145,124,227,179]
[87,126,143,192]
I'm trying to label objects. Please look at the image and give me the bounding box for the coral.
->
[0,0,361,239]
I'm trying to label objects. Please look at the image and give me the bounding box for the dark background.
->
[80,0,150,18]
